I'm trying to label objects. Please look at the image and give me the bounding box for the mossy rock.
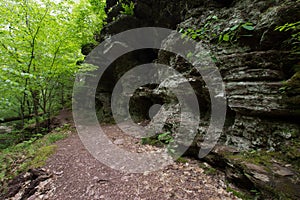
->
[223,150,300,199]
[284,71,300,96]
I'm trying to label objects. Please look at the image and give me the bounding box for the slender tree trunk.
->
[60,82,64,108]
[31,90,40,133]
[27,99,32,115]
[20,104,25,128]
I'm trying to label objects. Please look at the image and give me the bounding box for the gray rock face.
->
[0,126,12,134]
[157,0,300,151]
[92,0,300,198]
[226,115,299,150]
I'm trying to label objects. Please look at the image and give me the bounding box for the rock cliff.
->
[92,0,300,198]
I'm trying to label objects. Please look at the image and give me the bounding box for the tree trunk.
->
[31,90,40,133]
[0,113,43,123]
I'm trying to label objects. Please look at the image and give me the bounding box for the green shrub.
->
[120,1,134,15]
[157,132,174,144]
[141,132,174,146]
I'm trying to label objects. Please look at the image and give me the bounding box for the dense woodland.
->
[0,0,105,130]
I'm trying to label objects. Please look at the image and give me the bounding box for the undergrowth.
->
[0,125,70,193]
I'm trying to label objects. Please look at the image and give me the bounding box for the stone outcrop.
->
[2,168,54,200]
[92,0,300,198]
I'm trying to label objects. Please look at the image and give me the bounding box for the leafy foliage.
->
[120,0,135,15]
[157,132,174,144]
[179,15,220,41]
[0,0,105,130]
[276,22,300,95]
[219,22,255,43]
[141,132,174,146]
[179,16,255,44]
[276,21,300,54]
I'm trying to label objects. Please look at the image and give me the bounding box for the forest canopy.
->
[0,0,106,129]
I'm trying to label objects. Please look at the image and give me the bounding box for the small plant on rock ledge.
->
[275,21,300,54]
[179,17,255,45]
[219,22,255,43]
[119,0,135,16]
[179,15,220,41]
[276,21,300,96]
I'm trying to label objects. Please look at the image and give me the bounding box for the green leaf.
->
[157,132,173,143]
[230,25,240,31]
[242,25,255,31]
[212,15,218,20]
[218,35,223,42]
[240,34,253,37]
[222,34,230,41]
[211,55,218,63]
[187,52,194,58]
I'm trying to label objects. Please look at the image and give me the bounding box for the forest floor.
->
[4,110,241,200]
[43,125,239,200]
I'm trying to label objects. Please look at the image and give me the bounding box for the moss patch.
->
[199,163,218,175]
[175,157,189,163]
[226,142,300,171]
[222,148,299,199]
[226,151,275,168]
[282,71,300,96]
[30,145,57,168]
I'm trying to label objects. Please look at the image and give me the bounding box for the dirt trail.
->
[41,124,239,200]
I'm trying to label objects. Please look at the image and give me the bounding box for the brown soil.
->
[41,123,240,200]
